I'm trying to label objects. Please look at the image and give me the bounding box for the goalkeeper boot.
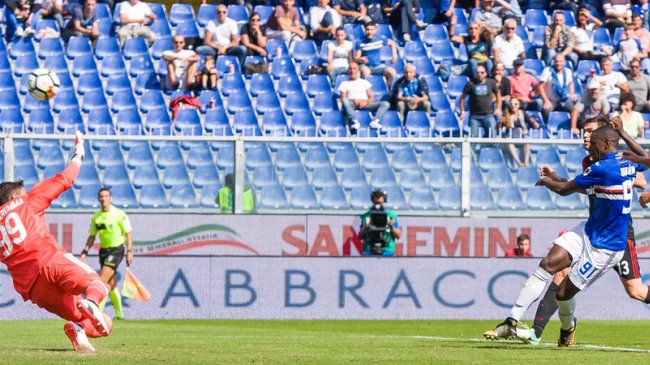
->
[558,318,577,347]
[64,322,95,352]
[77,299,111,337]
[484,317,517,340]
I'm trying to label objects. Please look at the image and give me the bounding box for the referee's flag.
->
[122,268,151,302]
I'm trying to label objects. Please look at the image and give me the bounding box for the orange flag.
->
[122,268,151,302]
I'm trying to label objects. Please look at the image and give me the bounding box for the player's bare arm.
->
[539,165,587,194]
[622,150,650,168]
[640,191,650,208]
[535,177,581,196]
[610,116,649,158]
[80,235,95,262]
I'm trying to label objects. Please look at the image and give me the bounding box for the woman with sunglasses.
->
[498,97,540,167]
[241,12,268,58]
[450,20,494,81]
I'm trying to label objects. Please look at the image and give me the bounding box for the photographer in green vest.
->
[358,189,401,256]
[218,173,256,213]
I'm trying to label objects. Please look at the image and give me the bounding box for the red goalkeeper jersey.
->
[0,163,79,299]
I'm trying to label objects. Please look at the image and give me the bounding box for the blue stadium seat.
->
[245,144,273,171]
[56,71,74,92]
[333,147,360,172]
[94,37,120,60]
[433,109,460,137]
[193,163,219,188]
[78,183,101,208]
[38,37,63,59]
[254,5,275,25]
[362,145,389,170]
[384,186,408,210]
[526,187,556,210]
[303,144,330,171]
[163,165,191,189]
[200,183,222,208]
[349,185,372,209]
[275,145,302,170]
[430,92,452,113]
[576,60,600,83]
[97,18,116,37]
[271,56,296,79]
[139,89,166,113]
[74,162,101,188]
[370,167,397,189]
[157,144,184,168]
[259,184,290,209]
[318,109,346,136]
[291,39,317,63]
[95,2,111,20]
[593,27,611,50]
[404,40,428,62]
[221,72,246,97]
[478,147,506,171]
[312,166,339,191]
[13,53,39,77]
[391,147,418,172]
[420,146,447,172]
[305,74,331,97]
[524,9,548,31]
[56,109,85,134]
[14,164,38,190]
[546,111,571,135]
[497,187,526,210]
[262,109,290,136]
[290,110,317,136]
[37,145,64,169]
[126,143,155,169]
[249,73,275,97]
[151,36,173,60]
[277,74,303,98]
[523,59,544,76]
[28,108,54,133]
[51,90,77,113]
[471,185,497,210]
[9,37,35,60]
[175,20,201,39]
[565,146,587,172]
[132,164,160,188]
[447,75,469,99]
[216,55,241,77]
[50,189,77,209]
[252,165,278,190]
[134,72,162,95]
[535,148,563,172]
[400,169,427,191]
[429,39,454,64]
[174,108,202,135]
[129,54,155,77]
[555,193,584,210]
[66,36,92,60]
[140,183,170,208]
[81,89,108,113]
[87,107,115,135]
[186,143,213,169]
[532,27,545,48]
[197,4,217,26]
[284,91,310,115]
[77,72,103,95]
[516,167,539,190]
[169,3,195,26]
[103,164,131,188]
[320,185,349,210]
[111,184,138,208]
[96,143,125,169]
[14,144,35,167]
[232,109,259,135]
[486,167,514,190]
[122,37,149,60]
[71,53,97,77]
[266,39,289,62]
[226,90,253,115]
[428,165,456,191]
[145,108,172,135]
[423,24,448,46]
[204,107,231,135]
[290,185,319,209]
[404,110,432,137]
[150,19,172,38]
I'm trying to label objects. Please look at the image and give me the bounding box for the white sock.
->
[557,298,576,331]
[508,267,553,321]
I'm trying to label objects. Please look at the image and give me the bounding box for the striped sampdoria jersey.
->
[573,152,646,251]
[355,36,388,67]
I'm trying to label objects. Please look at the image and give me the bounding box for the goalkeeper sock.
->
[532,282,559,338]
[85,280,108,305]
[508,267,553,321]
[98,297,107,311]
[110,288,124,319]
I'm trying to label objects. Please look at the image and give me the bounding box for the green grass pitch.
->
[2,320,650,364]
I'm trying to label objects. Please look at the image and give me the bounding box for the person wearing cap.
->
[357,189,401,256]
[627,58,650,112]
[509,58,543,111]
[572,79,610,134]
[493,19,525,74]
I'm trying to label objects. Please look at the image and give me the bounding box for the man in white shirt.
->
[538,53,578,123]
[117,0,156,48]
[308,0,341,45]
[593,57,630,109]
[337,62,390,131]
[493,19,525,74]
[162,35,200,91]
[196,4,247,66]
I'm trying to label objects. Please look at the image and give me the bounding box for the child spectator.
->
[201,55,219,91]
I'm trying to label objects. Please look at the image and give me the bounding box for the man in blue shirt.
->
[485,123,645,347]
[390,63,430,120]
[354,21,398,88]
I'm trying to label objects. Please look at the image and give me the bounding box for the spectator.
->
[542,11,578,68]
[538,54,578,123]
[571,8,605,61]
[337,62,390,130]
[358,189,401,256]
[266,0,307,53]
[384,0,428,42]
[498,97,539,167]
[505,234,533,257]
[493,63,511,106]
[218,173,256,214]
[38,0,64,29]
[4,0,39,42]
[602,0,631,35]
[309,0,341,45]
[240,12,268,58]
[63,0,100,47]
[493,19,525,74]
[162,35,200,91]
[604,24,647,75]
[431,0,456,25]
[203,0,256,15]
[196,5,247,67]
[459,64,502,138]
[623,13,650,50]
[592,56,629,109]
[473,0,503,36]
[117,0,156,49]
[354,21,398,88]
[475,0,522,22]
[627,58,650,112]
[509,59,543,111]
[333,0,371,24]
[390,63,430,120]
[572,79,610,134]
[200,55,218,91]
[327,27,353,82]
[450,21,493,81]
[614,92,646,139]
[635,0,649,18]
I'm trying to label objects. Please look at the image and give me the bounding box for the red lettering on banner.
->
[310,225,339,256]
[434,227,469,256]
[282,225,307,256]
[342,226,362,256]
[489,228,515,257]
[407,226,430,256]
[474,227,484,257]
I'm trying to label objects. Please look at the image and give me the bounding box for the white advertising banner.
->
[43,213,650,257]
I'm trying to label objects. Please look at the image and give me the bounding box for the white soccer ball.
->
[27,68,60,101]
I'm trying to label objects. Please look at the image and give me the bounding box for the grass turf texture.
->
[2,320,650,364]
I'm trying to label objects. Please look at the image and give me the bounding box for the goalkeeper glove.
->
[71,130,85,164]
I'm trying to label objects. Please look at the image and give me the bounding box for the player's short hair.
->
[517,233,530,243]
[363,21,376,29]
[0,180,24,205]
[590,125,619,146]
[583,115,608,129]
[98,187,111,196]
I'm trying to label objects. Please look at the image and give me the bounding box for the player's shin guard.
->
[509,267,553,321]
[85,280,109,305]
[533,282,559,338]
[109,288,124,319]
[557,297,576,331]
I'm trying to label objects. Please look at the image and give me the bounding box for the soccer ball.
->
[27,68,60,101]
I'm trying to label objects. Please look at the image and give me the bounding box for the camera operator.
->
[357,189,401,256]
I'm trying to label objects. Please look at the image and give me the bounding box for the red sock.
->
[85,280,108,305]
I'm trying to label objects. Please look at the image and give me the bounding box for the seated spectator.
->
[509,59,542,111]
[542,11,578,68]
[571,8,606,61]
[493,63,511,105]
[450,21,493,81]
[573,79,610,134]
[162,35,200,91]
[635,0,649,18]
[459,64,502,138]
[603,0,631,35]
[218,173,255,214]
[538,54,578,123]
[354,21,397,88]
[266,0,307,53]
[383,0,428,42]
[548,0,580,13]
[327,27,353,82]
[493,19,524,74]
[4,0,39,42]
[627,58,650,112]
[63,0,99,47]
[498,98,539,167]
[592,56,629,109]
[624,13,650,51]
[505,234,533,257]
[203,0,256,15]
[614,92,646,139]
[241,12,268,58]
[473,0,502,36]
[333,0,371,24]
[431,0,456,25]
[196,4,247,67]
[390,63,430,120]
[39,0,64,29]
[475,0,522,22]
[337,62,390,130]
[200,55,218,91]
[117,0,156,49]
[604,24,648,75]
[309,0,341,45]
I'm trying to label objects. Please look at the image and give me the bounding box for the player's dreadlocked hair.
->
[0,180,24,205]
[590,125,620,147]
